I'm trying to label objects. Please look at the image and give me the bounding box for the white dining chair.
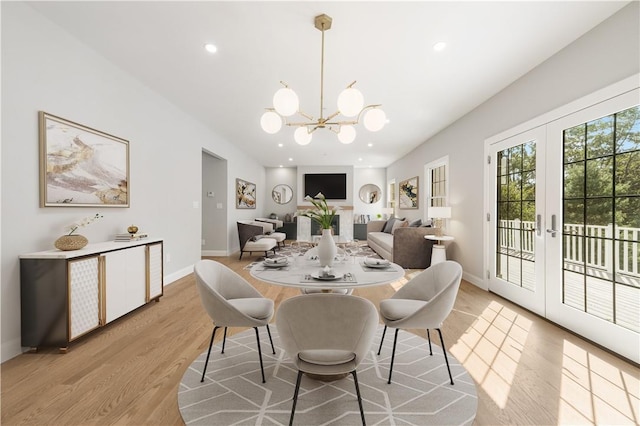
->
[377,260,462,385]
[194,259,276,383]
[276,293,378,425]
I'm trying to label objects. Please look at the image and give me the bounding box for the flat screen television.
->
[304,173,347,200]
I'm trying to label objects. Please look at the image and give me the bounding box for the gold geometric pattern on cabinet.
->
[148,243,163,300]
[69,256,100,340]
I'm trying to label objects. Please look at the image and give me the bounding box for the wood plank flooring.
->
[2,255,639,425]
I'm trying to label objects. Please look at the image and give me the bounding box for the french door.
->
[487,126,547,316]
[487,88,640,363]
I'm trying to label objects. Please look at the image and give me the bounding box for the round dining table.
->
[250,255,404,381]
[249,256,405,292]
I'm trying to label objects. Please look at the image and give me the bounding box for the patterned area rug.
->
[178,326,477,425]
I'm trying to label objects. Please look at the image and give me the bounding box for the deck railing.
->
[498,220,640,277]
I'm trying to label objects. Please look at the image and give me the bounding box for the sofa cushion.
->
[391,220,408,235]
[382,218,397,233]
[244,238,277,251]
[382,217,405,233]
[368,231,394,253]
[408,218,422,227]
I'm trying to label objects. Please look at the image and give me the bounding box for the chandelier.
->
[260,14,386,145]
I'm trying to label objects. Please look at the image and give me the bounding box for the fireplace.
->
[297,209,353,241]
[311,215,340,236]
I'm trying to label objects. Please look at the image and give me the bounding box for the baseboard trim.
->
[463,271,487,290]
[201,250,228,257]
[2,337,23,363]
[164,265,194,285]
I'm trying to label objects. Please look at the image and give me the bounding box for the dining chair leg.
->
[351,370,367,426]
[387,328,399,384]
[426,329,433,356]
[289,370,304,426]
[239,251,244,260]
[266,324,276,354]
[221,327,228,354]
[377,325,387,356]
[436,328,454,385]
[201,325,220,382]
[254,327,266,383]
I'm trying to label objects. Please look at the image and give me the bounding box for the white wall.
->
[386,2,640,286]
[264,166,385,220]
[353,168,386,220]
[296,165,354,206]
[264,167,298,220]
[0,3,265,361]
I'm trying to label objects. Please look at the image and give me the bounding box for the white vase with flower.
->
[300,193,338,267]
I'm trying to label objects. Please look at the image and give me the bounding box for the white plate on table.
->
[311,274,341,281]
[363,258,390,268]
[263,259,289,268]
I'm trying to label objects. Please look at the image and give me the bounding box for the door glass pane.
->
[430,164,447,207]
[496,140,536,289]
[562,105,640,332]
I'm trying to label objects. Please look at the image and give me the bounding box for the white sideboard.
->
[20,238,163,352]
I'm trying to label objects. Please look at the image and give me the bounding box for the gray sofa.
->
[366,220,437,269]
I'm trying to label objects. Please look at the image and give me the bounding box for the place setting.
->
[253,256,291,271]
[300,265,357,284]
[360,256,398,272]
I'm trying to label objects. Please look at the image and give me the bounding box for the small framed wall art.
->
[398,176,419,209]
[236,178,256,209]
[39,111,130,207]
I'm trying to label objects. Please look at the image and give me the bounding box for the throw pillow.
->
[382,218,398,233]
[391,220,408,235]
[408,218,422,227]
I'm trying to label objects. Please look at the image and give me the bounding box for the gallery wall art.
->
[236,178,256,209]
[39,111,130,207]
[399,176,419,209]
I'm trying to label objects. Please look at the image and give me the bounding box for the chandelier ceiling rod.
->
[318,14,327,123]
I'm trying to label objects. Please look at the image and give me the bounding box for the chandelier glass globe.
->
[294,127,312,145]
[363,108,386,132]
[337,125,356,144]
[273,87,299,117]
[337,87,364,117]
[260,111,282,134]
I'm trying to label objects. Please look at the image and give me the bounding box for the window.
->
[425,156,449,216]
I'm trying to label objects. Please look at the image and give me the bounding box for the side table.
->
[424,235,454,265]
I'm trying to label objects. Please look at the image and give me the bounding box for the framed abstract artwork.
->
[236,178,256,209]
[39,111,130,207]
[398,176,419,209]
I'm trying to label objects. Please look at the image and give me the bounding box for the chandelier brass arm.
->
[260,13,387,145]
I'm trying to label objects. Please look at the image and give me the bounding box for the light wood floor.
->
[2,254,639,425]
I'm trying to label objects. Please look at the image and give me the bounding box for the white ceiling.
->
[29,1,629,168]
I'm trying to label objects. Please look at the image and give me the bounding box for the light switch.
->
[193,201,199,208]
[216,203,223,209]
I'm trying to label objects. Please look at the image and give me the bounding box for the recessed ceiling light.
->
[278,143,283,148]
[279,165,283,168]
[204,43,218,53]
[367,143,373,147]
[358,158,363,162]
[288,157,293,161]
[433,41,447,52]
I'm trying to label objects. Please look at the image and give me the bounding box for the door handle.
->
[546,214,557,237]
